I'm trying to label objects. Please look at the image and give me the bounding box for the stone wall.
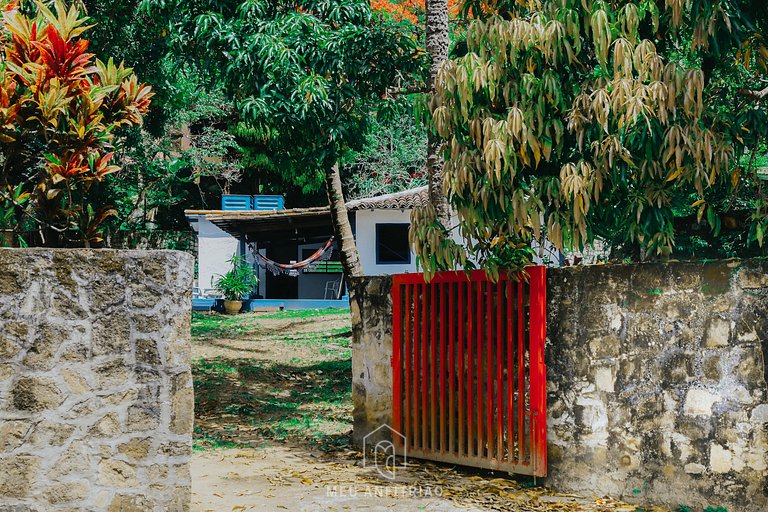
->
[350,260,768,511]
[350,275,393,448]
[0,249,194,511]
[547,260,767,511]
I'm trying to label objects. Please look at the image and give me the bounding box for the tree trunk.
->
[426,0,451,226]
[326,163,363,278]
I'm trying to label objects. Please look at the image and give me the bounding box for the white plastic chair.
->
[324,279,341,300]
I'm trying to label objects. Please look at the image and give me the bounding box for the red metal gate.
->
[391,267,547,477]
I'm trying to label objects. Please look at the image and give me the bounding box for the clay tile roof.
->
[345,186,429,211]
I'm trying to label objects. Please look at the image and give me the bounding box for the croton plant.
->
[0,0,152,247]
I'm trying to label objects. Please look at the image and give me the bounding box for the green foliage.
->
[413,0,768,276]
[100,63,251,235]
[0,0,152,247]
[139,0,425,185]
[215,256,258,301]
[345,110,427,199]
[64,0,434,241]
[0,184,29,229]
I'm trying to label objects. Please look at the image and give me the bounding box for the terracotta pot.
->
[0,230,16,248]
[223,300,243,315]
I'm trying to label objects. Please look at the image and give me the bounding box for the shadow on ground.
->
[194,357,352,449]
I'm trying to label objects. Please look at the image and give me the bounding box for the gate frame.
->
[391,267,547,477]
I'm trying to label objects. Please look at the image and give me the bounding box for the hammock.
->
[252,237,335,277]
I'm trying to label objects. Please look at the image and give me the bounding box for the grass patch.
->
[193,426,245,451]
[193,357,352,451]
[192,310,353,452]
[191,312,251,338]
[258,308,350,320]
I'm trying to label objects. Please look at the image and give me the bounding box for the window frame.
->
[375,223,412,265]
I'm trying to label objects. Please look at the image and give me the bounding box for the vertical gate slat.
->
[476,280,484,458]
[448,282,456,455]
[506,279,514,464]
[517,280,525,465]
[430,283,437,452]
[421,283,429,451]
[413,283,420,451]
[529,267,548,477]
[404,284,411,445]
[439,283,446,452]
[496,279,503,462]
[467,281,474,457]
[458,281,466,457]
[392,283,403,448]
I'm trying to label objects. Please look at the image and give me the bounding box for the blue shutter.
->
[221,195,254,211]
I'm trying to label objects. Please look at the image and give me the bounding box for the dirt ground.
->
[190,310,666,512]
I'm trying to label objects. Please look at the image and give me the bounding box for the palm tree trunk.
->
[326,162,363,278]
[426,0,451,225]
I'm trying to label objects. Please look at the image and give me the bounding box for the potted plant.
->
[215,256,258,314]
[0,185,30,248]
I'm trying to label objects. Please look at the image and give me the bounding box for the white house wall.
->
[194,216,241,292]
[355,209,419,275]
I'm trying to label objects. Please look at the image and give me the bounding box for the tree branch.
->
[385,85,427,98]
[739,85,768,101]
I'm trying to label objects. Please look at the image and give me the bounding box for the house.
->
[185,187,430,310]
[185,186,574,311]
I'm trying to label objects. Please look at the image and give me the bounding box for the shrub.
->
[215,256,258,301]
[0,0,152,247]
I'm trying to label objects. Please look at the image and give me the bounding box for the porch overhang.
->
[185,207,334,245]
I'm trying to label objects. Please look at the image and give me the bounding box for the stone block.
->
[49,442,92,479]
[28,420,75,447]
[684,463,706,475]
[0,455,40,498]
[594,366,615,392]
[684,389,720,417]
[0,421,28,452]
[738,268,768,289]
[703,355,722,381]
[60,369,91,394]
[118,438,152,460]
[136,337,160,365]
[107,494,153,512]
[89,413,122,437]
[710,444,733,473]
[43,480,90,504]
[704,316,731,348]
[92,315,131,356]
[133,314,162,334]
[59,343,89,362]
[751,404,768,423]
[11,377,63,412]
[170,374,194,435]
[22,322,68,372]
[158,441,191,458]
[90,278,127,311]
[127,404,161,432]
[99,459,138,488]
[93,359,130,388]
[0,335,20,359]
[129,285,160,309]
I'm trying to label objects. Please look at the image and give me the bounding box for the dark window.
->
[376,224,411,264]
